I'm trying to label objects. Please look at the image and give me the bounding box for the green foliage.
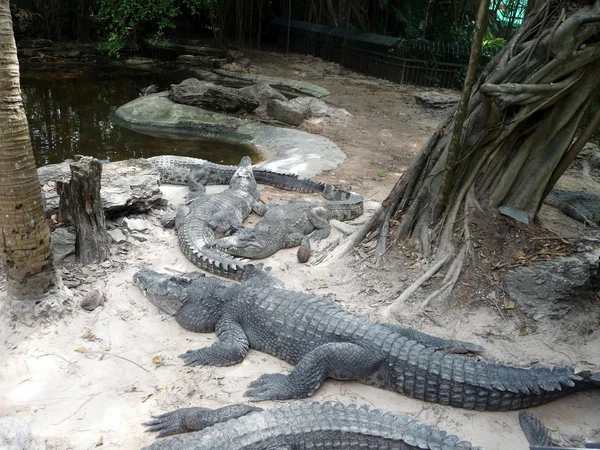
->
[482,33,506,57]
[98,32,125,57]
[96,0,200,57]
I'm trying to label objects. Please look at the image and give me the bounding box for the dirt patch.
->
[1,51,599,450]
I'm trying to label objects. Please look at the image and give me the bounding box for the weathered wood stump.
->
[168,78,259,113]
[57,156,111,265]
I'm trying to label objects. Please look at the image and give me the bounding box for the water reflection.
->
[20,67,260,167]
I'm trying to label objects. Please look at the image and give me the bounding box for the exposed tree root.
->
[350,0,600,314]
[383,253,451,320]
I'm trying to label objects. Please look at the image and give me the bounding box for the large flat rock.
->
[38,159,163,215]
[114,93,345,178]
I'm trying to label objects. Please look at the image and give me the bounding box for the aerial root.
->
[383,252,451,321]
[314,207,383,266]
[420,245,466,309]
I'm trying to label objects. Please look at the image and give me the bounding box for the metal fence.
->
[271,18,476,89]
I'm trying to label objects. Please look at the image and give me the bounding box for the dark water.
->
[20,67,260,167]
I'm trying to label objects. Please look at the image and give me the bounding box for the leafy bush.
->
[96,0,185,56]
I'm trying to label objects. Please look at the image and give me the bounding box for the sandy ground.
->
[1,52,599,450]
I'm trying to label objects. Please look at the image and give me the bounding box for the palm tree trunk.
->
[0,0,57,299]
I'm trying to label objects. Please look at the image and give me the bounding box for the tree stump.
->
[57,156,111,265]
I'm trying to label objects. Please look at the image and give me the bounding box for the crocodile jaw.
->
[133,268,204,315]
[215,232,277,259]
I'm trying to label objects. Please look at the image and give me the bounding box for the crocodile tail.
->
[253,169,326,193]
[184,244,261,282]
[518,412,551,446]
[574,370,600,387]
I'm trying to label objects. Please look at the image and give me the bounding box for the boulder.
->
[238,82,286,105]
[0,417,46,450]
[169,78,259,113]
[38,159,163,216]
[267,97,351,126]
[267,98,307,126]
[415,91,459,109]
[503,250,600,319]
[544,188,600,227]
[123,217,152,232]
[80,289,104,311]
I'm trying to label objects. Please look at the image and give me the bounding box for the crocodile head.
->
[229,156,258,196]
[214,227,279,259]
[133,268,205,315]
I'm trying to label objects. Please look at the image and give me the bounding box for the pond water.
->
[20,66,260,167]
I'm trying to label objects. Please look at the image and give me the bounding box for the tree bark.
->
[432,0,490,224]
[57,157,111,265]
[0,0,57,299]
[364,0,600,257]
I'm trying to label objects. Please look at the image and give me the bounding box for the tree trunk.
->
[0,0,57,299]
[36,0,62,41]
[357,0,600,286]
[57,157,111,265]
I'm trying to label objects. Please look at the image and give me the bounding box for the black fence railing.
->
[271,18,479,89]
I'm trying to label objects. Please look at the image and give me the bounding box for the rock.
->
[129,233,148,242]
[415,91,459,109]
[139,84,159,96]
[267,98,306,126]
[0,417,46,450]
[169,78,259,113]
[499,206,529,224]
[238,83,286,105]
[51,227,76,261]
[579,141,599,158]
[38,159,163,215]
[123,218,152,232]
[503,250,600,320]
[544,188,600,227]
[115,93,346,178]
[80,289,104,311]
[267,97,351,126]
[108,229,127,243]
[214,69,330,98]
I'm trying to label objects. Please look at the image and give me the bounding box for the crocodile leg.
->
[253,203,279,216]
[381,324,485,354]
[298,206,331,263]
[307,206,331,241]
[244,343,383,401]
[144,404,263,438]
[179,318,249,367]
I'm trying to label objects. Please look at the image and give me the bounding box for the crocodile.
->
[147,155,327,193]
[163,156,261,281]
[213,185,364,262]
[141,401,481,450]
[135,268,597,410]
[519,411,600,449]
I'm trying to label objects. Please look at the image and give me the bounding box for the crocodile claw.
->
[143,409,189,438]
[179,349,210,367]
[244,373,298,402]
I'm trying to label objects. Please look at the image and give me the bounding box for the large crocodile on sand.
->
[141,401,481,450]
[147,155,327,193]
[162,157,261,280]
[214,185,363,262]
[134,268,599,410]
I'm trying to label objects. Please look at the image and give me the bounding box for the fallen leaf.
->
[519,326,530,336]
[74,347,86,353]
[81,330,98,341]
[152,356,161,364]
[104,345,112,352]
[504,299,516,310]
